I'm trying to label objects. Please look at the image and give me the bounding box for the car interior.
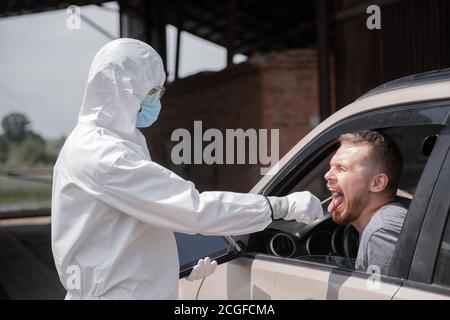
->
[237,124,443,273]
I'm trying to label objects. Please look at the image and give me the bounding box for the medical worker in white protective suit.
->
[51,38,323,300]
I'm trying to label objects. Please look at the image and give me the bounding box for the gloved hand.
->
[267,191,323,224]
[185,257,218,281]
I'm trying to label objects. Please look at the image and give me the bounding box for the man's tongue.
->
[328,194,344,212]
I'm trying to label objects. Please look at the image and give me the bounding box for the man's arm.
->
[98,152,322,236]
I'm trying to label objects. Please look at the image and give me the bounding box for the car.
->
[176,68,450,300]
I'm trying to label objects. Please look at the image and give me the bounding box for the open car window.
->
[238,122,444,276]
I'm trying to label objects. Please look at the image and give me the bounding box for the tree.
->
[5,134,48,167]
[1,113,30,143]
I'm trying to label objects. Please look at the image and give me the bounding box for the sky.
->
[0,2,246,140]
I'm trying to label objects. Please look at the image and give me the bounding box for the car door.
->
[393,127,450,299]
[241,103,450,300]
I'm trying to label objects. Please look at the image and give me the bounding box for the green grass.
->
[0,187,52,204]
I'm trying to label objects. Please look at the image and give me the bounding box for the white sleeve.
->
[98,153,272,235]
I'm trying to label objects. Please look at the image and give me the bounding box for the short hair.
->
[339,130,403,196]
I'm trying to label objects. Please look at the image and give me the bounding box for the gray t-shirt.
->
[356,201,407,275]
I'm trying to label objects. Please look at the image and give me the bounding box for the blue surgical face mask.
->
[136,95,161,128]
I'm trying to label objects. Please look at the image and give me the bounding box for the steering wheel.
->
[342,224,359,258]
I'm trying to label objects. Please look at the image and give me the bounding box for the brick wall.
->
[142,49,332,192]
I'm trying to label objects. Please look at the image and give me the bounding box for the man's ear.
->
[369,173,389,193]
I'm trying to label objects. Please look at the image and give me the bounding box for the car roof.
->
[251,70,450,194]
[359,68,450,99]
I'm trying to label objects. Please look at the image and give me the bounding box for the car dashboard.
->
[244,214,359,259]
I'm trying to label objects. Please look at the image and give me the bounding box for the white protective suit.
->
[51,38,275,299]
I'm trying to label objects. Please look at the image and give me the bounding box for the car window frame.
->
[388,126,450,279]
[254,101,450,280]
[407,127,450,285]
[396,135,450,297]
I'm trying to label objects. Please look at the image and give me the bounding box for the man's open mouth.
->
[327,189,345,213]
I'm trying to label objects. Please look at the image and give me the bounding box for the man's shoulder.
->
[377,201,407,225]
[365,201,407,238]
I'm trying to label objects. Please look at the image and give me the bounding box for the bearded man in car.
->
[324,130,406,275]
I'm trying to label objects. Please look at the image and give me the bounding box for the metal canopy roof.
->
[162,0,316,55]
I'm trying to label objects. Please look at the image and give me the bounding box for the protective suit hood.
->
[78,38,166,137]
